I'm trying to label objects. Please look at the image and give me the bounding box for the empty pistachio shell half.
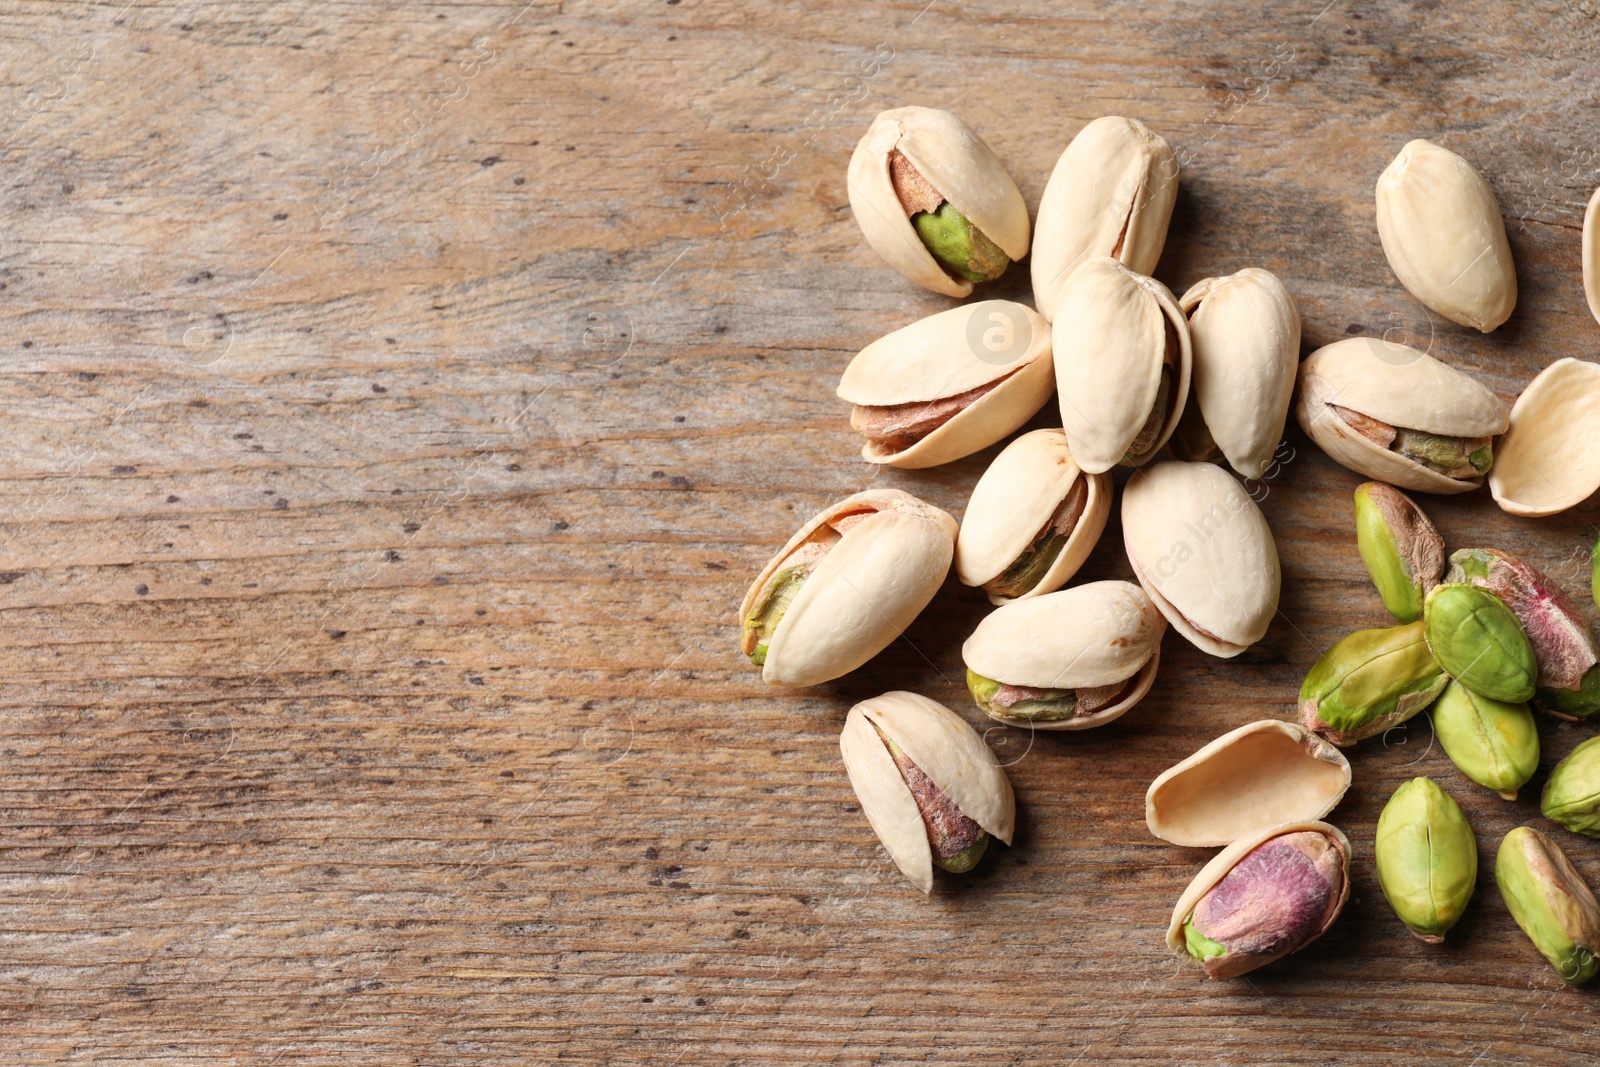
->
[1299,621,1447,746]
[1543,736,1600,839]
[839,691,1016,894]
[1168,820,1351,980]
[1447,548,1599,694]
[1488,358,1600,517]
[1376,139,1516,332]
[1145,720,1351,847]
[1432,681,1538,801]
[1354,482,1445,623]
[837,301,1054,469]
[1055,258,1192,472]
[1424,583,1538,704]
[1031,116,1177,321]
[1122,461,1279,658]
[955,429,1112,605]
[1172,269,1301,480]
[1375,777,1477,943]
[1296,338,1509,494]
[847,106,1030,298]
[962,580,1165,731]
[1586,185,1600,328]
[739,489,956,687]
[1496,826,1600,984]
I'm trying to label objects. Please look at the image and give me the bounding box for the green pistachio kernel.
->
[741,565,808,665]
[911,202,1010,283]
[966,669,1077,722]
[1432,681,1538,800]
[1543,736,1600,839]
[1184,920,1228,962]
[1353,481,1444,623]
[1374,777,1477,942]
[1422,583,1538,703]
[1298,621,1447,746]
[1497,826,1600,984]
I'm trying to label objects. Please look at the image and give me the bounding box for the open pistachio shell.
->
[955,429,1112,605]
[1295,337,1509,494]
[1175,269,1301,480]
[1586,185,1600,328]
[839,691,1016,894]
[1122,461,1280,658]
[1032,116,1177,321]
[1488,358,1600,517]
[847,106,1030,298]
[1145,720,1352,847]
[1055,258,1193,473]
[961,580,1165,731]
[739,489,956,687]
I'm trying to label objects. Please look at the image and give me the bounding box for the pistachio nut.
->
[1543,736,1600,839]
[837,301,1054,469]
[1488,358,1600,517]
[1295,338,1510,494]
[739,489,956,687]
[1496,826,1600,984]
[1447,547,1599,693]
[1171,269,1301,480]
[1375,139,1516,332]
[962,580,1165,731]
[1432,680,1538,801]
[1145,720,1351,847]
[1537,666,1600,722]
[955,429,1112,605]
[1167,821,1351,980]
[839,691,1016,894]
[1298,621,1447,746]
[1586,184,1600,328]
[1423,583,1538,703]
[1353,481,1445,624]
[1122,461,1279,658]
[1055,258,1192,472]
[1374,777,1477,943]
[1031,116,1177,321]
[847,106,1030,298]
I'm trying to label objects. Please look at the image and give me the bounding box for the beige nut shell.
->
[1586,185,1600,328]
[1489,358,1600,517]
[1145,720,1352,847]
[955,429,1112,604]
[839,691,1016,894]
[846,106,1030,298]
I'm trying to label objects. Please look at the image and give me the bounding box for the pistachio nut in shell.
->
[1167,820,1351,980]
[1488,358,1600,517]
[1376,139,1516,332]
[1586,185,1600,328]
[1375,777,1477,943]
[1432,680,1538,801]
[1122,461,1279,658]
[1055,258,1192,472]
[1496,826,1600,984]
[839,691,1016,894]
[1424,583,1538,703]
[739,489,956,687]
[1353,482,1444,624]
[1447,547,1599,693]
[1145,720,1351,847]
[837,301,1054,470]
[962,580,1164,731]
[1031,116,1177,321]
[1172,269,1300,480]
[955,429,1112,605]
[1295,337,1508,494]
[1543,736,1600,839]
[847,106,1029,298]
[1298,621,1447,747]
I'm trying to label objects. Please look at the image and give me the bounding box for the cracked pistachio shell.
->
[1032,116,1177,321]
[1122,461,1279,658]
[837,301,1054,469]
[1488,358,1600,517]
[1496,826,1600,984]
[1543,736,1600,839]
[1448,547,1599,693]
[839,691,1016,894]
[1295,338,1509,494]
[955,429,1112,605]
[1375,777,1477,943]
[739,490,956,687]
[1424,583,1538,703]
[961,580,1165,731]
[1145,720,1351,847]
[1354,482,1445,623]
[1167,820,1351,980]
[1055,258,1193,473]
[1376,139,1516,332]
[1175,269,1301,480]
[1433,681,1538,801]
[847,106,1030,298]
[1299,621,1447,746]
[1586,185,1600,327]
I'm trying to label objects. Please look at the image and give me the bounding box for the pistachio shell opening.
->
[1354,482,1444,624]
[1375,777,1477,943]
[1496,826,1600,984]
[1488,358,1600,517]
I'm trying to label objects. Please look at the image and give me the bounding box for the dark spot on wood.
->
[234,433,252,439]
[581,700,599,711]
[552,520,570,530]
[0,572,24,584]
[669,475,692,489]
[199,577,211,586]
[134,584,149,596]
[372,383,388,393]
[273,498,288,510]
[647,878,662,887]
[402,522,421,533]
[326,629,346,640]
[704,561,725,570]
[272,212,288,220]
[1345,323,1364,334]
[513,177,525,186]
[644,846,659,860]
[20,341,31,349]
[384,337,396,344]
[112,465,136,475]
[75,371,95,381]
[693,997,706,1006]
[385,550,402,562]
[166,495,179,503]
[480,156,501,167]
[468,676,485,686]
[499,769,513,777]
[673,415,685,422]
[650,471,665,479]
[505,463,521,471]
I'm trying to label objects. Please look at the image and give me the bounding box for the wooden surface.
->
[3,1,1600,1063]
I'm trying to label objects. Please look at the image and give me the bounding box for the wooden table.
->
[3,1,1599,1062]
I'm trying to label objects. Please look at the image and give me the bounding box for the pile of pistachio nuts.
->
[738,105,1600,981]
